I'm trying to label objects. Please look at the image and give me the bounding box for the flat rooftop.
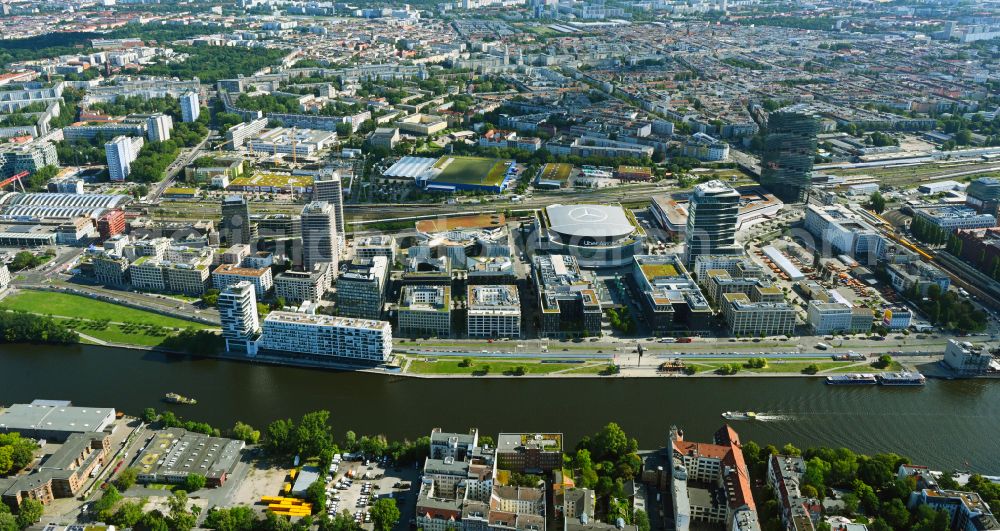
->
[0,403,115,435]
[497,433,563,452]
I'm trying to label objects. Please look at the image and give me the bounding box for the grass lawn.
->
[682,359,853,374]
[750,361,854,374]
[47,316,197,347]
[434,156,509,187]
[0,291,210,330]
[75,324,176,347]
[540,163,573,183]
[522,25,560,37]
[824,360,904,373]
[407,358,582,375]
[560,363,618,375]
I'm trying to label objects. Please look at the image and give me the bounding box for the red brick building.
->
[97,210,126,241]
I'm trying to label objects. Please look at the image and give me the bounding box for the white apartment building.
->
[313,169,345,253]
[180,91,200,123]
[491,486,545,516]
[125,237,170,261]
[105,136,144,182]
[165,261,212,295]
[146,113,173,143]
[219,281,260,354]
[129,257,167,292]
[260,311,392,363]
[225,118,268,149]
[0,264,11,291]
[467,285,521,338]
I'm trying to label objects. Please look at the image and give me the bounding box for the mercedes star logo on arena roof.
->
[568,206,608,223]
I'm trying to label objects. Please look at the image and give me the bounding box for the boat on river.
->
[878,371,926,386]
[826,373,878,385]
[164,392,197,405]
[721,411,757,421]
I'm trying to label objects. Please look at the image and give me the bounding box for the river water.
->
[2,344,998,473]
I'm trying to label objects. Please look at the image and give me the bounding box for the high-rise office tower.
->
[221,196,254,246]
[301,201,338,273]
[180,91,200,123]
[313,169,345,255]
[760,106,820,203]
[219,281,260,353]
[105,135,144,182]
[684,180,742,266]
[146,113,173,143]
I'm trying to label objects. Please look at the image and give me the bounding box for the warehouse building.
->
[133,428,244,487]
[0,401,115,442]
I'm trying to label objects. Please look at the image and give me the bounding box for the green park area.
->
[406,357,607,376]
[0,290,214,347]
[683,358,873,375]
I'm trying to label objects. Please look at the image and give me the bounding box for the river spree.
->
[2,344,998,473]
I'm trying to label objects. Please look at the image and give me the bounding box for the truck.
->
[676,337,693,344]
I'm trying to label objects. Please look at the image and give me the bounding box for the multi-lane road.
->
[145,131,215,203]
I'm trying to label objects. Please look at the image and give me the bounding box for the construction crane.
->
[0,171,29,193]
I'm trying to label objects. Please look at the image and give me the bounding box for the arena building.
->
[534,203,644,268]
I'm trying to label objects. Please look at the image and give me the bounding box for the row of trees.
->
[142,408,220,437]
[204,502,395,531]
[909,215,950,246]
[946,233,1000,283]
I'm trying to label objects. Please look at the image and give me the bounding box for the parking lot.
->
[323,455,421,529]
